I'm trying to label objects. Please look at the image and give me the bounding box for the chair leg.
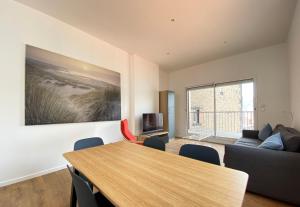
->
[70,184,77,207]
[70,168,79,207]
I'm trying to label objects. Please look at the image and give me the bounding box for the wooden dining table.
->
[64,141,248,207]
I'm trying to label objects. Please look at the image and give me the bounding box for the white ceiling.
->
[15,0,297,71]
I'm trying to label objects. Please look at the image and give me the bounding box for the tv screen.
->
[143,113,163,133]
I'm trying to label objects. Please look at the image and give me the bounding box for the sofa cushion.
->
[234,137,262,147]
[258,123,273,141]
[258,133,284,150]
[273,125,300,152]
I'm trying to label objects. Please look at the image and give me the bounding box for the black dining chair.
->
[71,137,105,207]
[67,166,114,207]
[143,136,166,151]
[179,144,221,165]
[73,137,105,185]
[74,137,104,151]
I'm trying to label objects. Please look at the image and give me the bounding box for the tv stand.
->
[138,131,169,143]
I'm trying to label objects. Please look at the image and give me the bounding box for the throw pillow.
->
[273,124,300,152]
[258,133,284,150]
[258,123,273,141]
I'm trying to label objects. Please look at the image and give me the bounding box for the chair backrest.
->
[74,137,104,151]
[143,136,166,151]
[121,119,137,141]
[179,144,220,165]
[67,166,98,207]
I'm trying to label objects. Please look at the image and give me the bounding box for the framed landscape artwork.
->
[25,45,121,125]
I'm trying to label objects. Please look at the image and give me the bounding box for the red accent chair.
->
[121,119,143,145]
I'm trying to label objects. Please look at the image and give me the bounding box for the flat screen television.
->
[142,113,163,134]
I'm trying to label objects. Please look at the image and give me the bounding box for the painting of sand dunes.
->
[25,45,121,125]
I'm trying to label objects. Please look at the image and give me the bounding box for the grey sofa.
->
[224,125,300,205]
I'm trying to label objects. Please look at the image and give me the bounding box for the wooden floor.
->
[0,138,295,207]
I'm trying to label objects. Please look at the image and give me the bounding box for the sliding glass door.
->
[187,80,255,139]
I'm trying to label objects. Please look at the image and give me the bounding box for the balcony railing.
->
[188,111,254,139]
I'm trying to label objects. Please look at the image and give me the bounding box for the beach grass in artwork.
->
[25,45,121,125]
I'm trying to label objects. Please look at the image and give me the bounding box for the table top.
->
[64,141,248,207]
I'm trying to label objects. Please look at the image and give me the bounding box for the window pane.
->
[215,81,254,138]
[187,86,214,139]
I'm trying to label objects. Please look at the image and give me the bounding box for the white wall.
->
[288,1,300,131]
[159,69,169,91]
[0,0,158,186]
[130,55,159,134]
[169,44,291,137]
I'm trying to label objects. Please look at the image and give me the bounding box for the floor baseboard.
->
[0,165,66,188]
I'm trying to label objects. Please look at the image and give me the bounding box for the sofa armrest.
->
[224,144,300,205]
[242,130,259,139]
